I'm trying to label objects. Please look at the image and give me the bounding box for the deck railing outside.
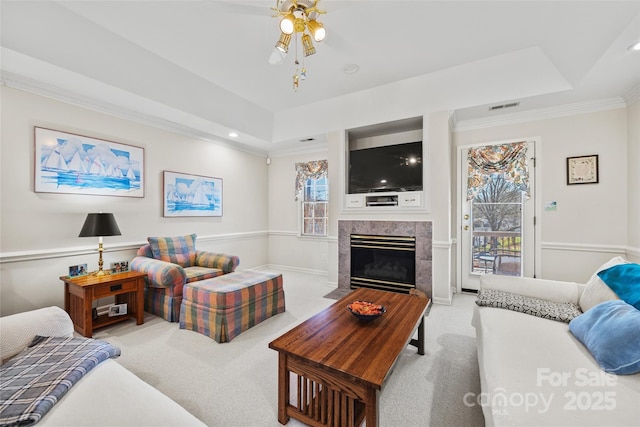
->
[471,230,522,276]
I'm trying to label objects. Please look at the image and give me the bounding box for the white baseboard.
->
[262,264,329,277]
[432,296,453,306]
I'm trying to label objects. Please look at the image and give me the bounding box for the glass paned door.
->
[460,141,535,291]
[471,175,524,276]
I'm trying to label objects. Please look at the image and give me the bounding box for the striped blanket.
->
[0,336,120,426]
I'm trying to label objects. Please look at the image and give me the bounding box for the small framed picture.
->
[108,303,127,317]
[110,261,129,273]
[567,155,599,185]
[69,263,88,277]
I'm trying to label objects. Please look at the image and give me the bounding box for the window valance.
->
[467,142,529,201]
[295,160,328,201]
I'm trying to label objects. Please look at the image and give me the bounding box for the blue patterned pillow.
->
[569,300,640,375]
[597,263,640,310]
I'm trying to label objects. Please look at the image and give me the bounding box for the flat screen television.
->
[348,141,423,194]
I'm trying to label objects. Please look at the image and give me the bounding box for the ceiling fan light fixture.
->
[307,19,325,42]
[279,14,295,34]
[272,0,327,89]
[294,17,306,33]
[275,32,292,53]
[302,34,316,56]
[269,46,286,64]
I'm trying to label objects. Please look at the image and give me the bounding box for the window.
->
[302,176,328,236]
[295,160,328,236]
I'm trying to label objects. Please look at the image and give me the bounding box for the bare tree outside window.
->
[471,174,524,275]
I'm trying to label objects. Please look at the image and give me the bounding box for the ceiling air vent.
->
[489,102,520,111]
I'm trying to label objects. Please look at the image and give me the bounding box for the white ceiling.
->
[1,1,639,153]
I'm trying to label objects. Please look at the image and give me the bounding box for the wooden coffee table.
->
[269,287,430,427]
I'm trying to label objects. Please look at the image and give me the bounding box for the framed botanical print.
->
[567,155,598,185]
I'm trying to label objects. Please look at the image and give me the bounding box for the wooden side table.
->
[59,270,146,337]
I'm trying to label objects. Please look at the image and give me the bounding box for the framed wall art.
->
[163,171,223,217]
[566,154,599,185]
[34,127,144,197]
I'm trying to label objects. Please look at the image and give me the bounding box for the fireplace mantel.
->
[338,220,433,298]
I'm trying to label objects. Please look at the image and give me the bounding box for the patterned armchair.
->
[130,234,239,322]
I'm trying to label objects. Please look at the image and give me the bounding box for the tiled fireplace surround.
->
[338,220,433,298]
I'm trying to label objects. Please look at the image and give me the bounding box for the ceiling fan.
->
[202,0,349,89]
[269,0,330,89]
[201,0,349,52]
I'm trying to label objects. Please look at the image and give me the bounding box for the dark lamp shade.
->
[78,213,122,237]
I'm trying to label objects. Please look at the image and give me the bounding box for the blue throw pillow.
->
[569,300,640,375]
[597,263,640,310]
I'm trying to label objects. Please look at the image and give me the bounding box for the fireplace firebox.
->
[350,234,416,293]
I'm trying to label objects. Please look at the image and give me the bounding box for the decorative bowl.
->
[347,301,386,322]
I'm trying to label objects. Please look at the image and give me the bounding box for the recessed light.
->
[343,64,359,74]
[628,41,640,51]
[228,131,238,138]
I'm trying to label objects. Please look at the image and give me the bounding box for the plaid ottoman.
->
[179,271,285,343]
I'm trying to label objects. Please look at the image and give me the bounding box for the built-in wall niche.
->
[344,116,426,211]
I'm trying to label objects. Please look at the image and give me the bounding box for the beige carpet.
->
[323,287,352,300]
[94,269,484,427]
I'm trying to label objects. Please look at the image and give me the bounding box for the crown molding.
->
[268,141,329,158]
[452,96,627,132]
[4,69,635,156]
[1,71,268,157]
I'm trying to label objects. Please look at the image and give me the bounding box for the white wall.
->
[267,149,331,275]
[453,107,630,283]
[0,87,269,315]
[627,99,640,262]
[2,86,637,315]
[426,111,454,304]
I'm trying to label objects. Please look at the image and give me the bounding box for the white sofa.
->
[0,306,205,426]
[472,264,640,426]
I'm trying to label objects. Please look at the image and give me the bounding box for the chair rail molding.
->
[541,241,628,254]
[0,231,269,264]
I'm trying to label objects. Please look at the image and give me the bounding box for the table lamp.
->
[79,212,121,276]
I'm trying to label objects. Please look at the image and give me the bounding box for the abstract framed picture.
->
[163,170,222,217]
[567,154,599,185]
[34,127,144,197]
